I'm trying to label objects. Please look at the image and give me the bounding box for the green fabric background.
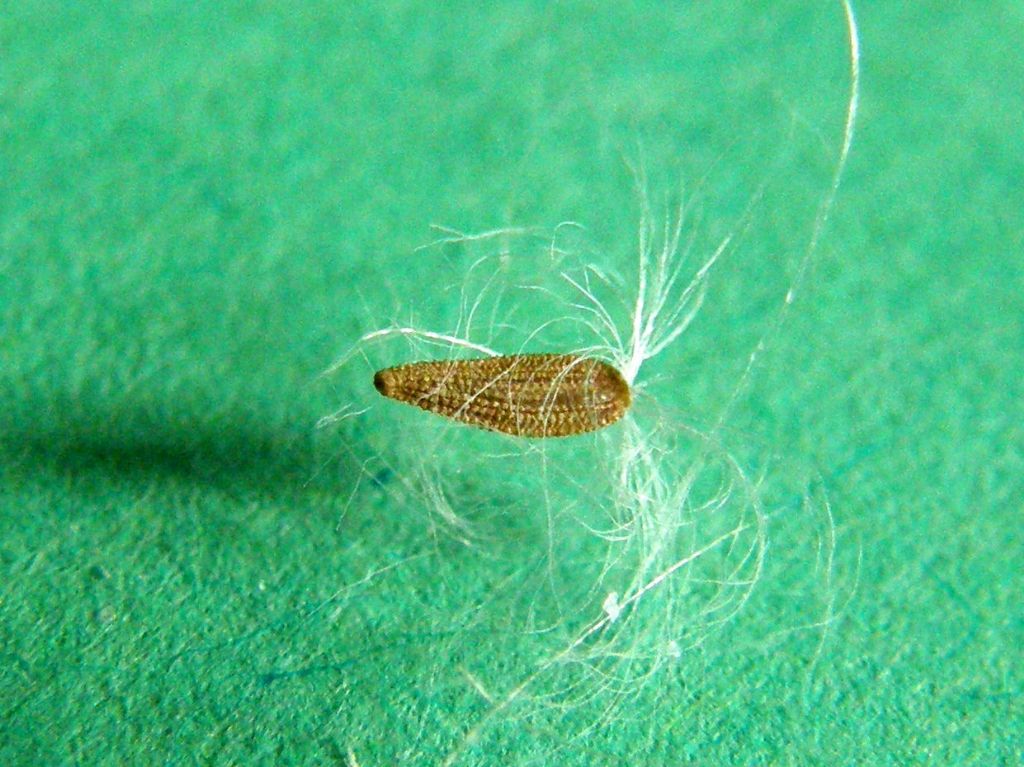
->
[2,1,1020,764]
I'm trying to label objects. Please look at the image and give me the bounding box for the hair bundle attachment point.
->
[373,353,631,438]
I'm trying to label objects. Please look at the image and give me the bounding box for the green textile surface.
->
[2,2,1021,765]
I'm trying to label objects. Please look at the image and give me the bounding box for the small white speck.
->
[602,592,621,622]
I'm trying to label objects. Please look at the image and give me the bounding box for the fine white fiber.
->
[320,1,861,762]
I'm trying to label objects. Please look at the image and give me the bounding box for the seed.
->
[373,353,631,438]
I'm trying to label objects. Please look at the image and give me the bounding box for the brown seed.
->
[373,353,631,438]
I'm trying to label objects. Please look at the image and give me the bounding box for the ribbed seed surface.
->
[373,353,631,437]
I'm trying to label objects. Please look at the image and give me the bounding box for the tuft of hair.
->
[318,1,862,762]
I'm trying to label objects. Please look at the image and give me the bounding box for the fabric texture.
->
[2,2,1019,764]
